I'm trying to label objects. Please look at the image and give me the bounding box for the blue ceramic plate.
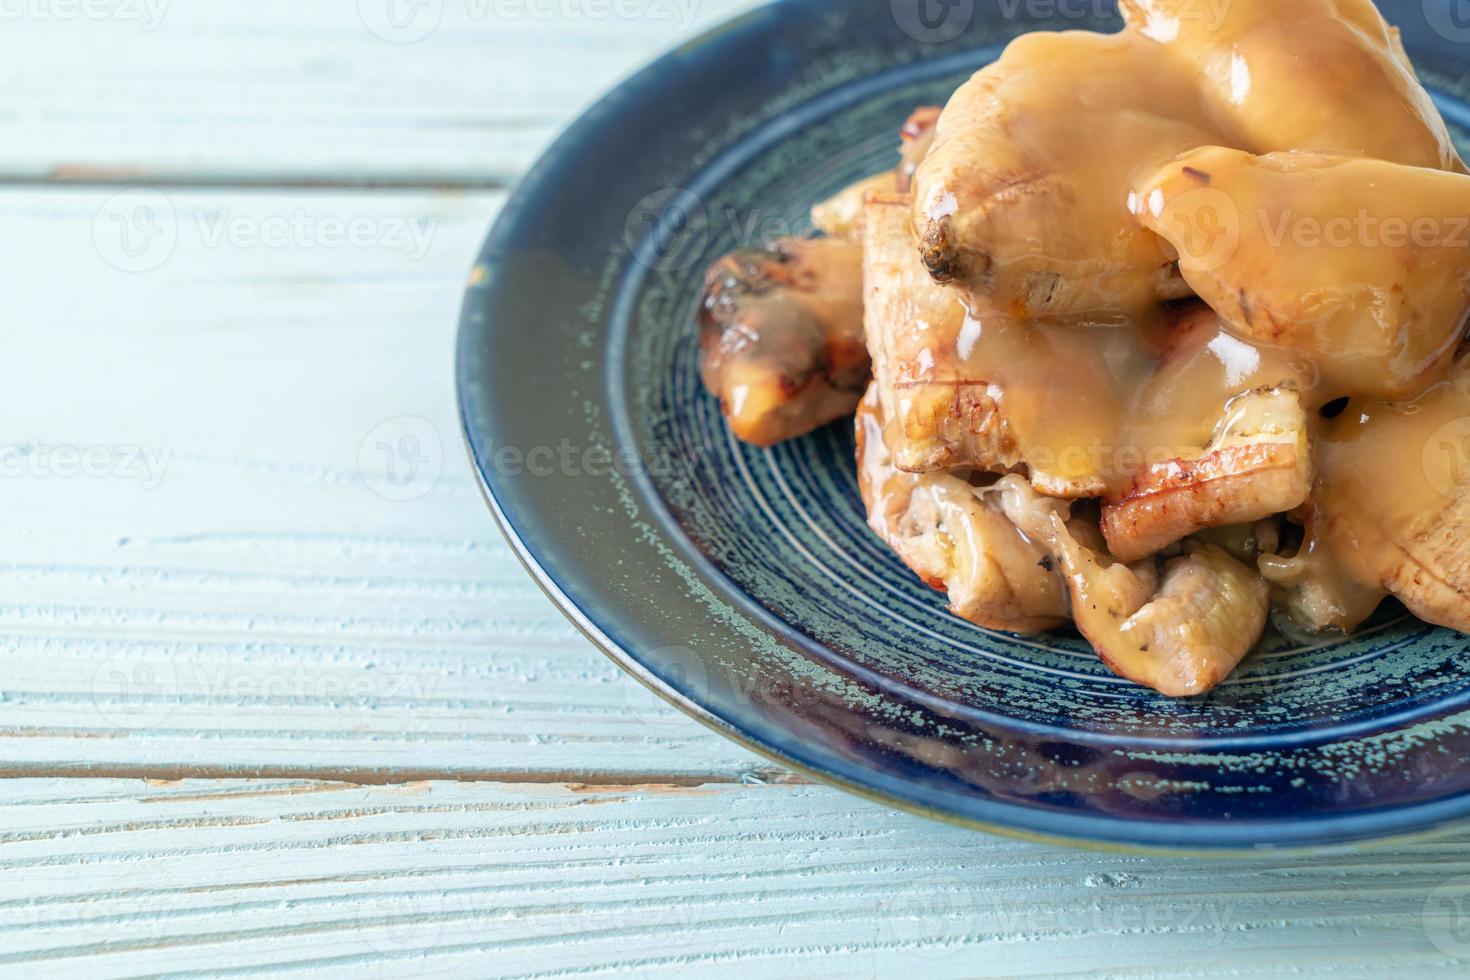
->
[459,0,1470,853]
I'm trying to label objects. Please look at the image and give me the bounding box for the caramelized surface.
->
[909,0,1463,317]
[856,387,1069,634]
[876,0,1470,687]
[1102,387,1312,564]
[995,475,1270,697]
[879,0,1470,648]
[867,190,1315,500]
[698,239,867,447]
[697,0,1470,694]
[702,108,944,449]
[862,194,1024,478]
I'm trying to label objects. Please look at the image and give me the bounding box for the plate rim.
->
[455,0,1470,855]
[455,421,1470,858]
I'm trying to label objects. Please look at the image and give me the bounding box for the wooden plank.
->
[6,10,1469,977]
[0,187,762,779]
[0,0,764,185]
[0,777,1467,978]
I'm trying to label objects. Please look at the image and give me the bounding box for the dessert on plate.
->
[696,0,1470,696]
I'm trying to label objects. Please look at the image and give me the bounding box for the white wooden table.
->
[5,3,1470,975]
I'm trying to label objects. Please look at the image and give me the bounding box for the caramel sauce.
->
[1280,372,1470,631]
[872,0,1470,635]
[1121,0,1463,172]
[1140,147,1470,400]
[699,239,867,447]
[869,190,1313,496]
[913,28,1226,317]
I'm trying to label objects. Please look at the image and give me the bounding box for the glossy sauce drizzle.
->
[888,0,1470,631]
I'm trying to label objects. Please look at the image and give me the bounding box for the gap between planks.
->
[0,764,807,788]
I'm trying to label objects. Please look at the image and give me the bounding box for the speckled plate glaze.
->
[459,0,1470,853]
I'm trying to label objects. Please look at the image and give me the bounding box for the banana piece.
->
[861,193,1028,477]
[812,173,899,243]
[1119,0,1464,172]
[995,475,1270,696]
[1270,367,1470,634]
[1102,388,1311,564]
[698,238,868,447]
[812,107,941,241]
[856,386,1070,634]
[911,28,1226,317]
[1136,147,1470,400]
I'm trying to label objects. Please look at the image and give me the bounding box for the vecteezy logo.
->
[1426,0,1470,44]
[618,646,710,731]
[359,416,444,502]
[359,0,443,43]
[623,187,710,273]
[1425,874,1470,958]
[360,891,447,954]
[1423,417,1470,498]
[878,873,984,959]
[892,0,975,43]
[90,646,181,729]
[1159,186,1241,273]
[92,188,177,273]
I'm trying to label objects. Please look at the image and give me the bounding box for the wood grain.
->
[3,778,1469,977]
[0,0,763,186]
[5,4,1469,974]
[0,187,761,779]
